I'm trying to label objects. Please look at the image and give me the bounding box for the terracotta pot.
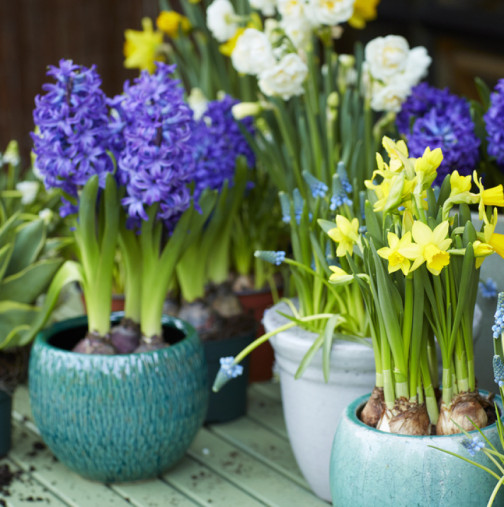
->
[236,288,278,382]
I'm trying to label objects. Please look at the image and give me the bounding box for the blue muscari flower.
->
[303,171,328,199]
[254,250,286,266]
[493,355,504,387]
[219,356,243,378]
[293,188,304,225]
[212,356,244,392]
[479,278,498,299]
[191,95,255,203]
[461,436,485,457]
[336,161,352,193]
[113,63,195,231]
[31,59,116,216]
[492,293,504,339]
[330,193,352,210]
[485,79,504,169]
[279,192,291,223]
[396,83,480,185]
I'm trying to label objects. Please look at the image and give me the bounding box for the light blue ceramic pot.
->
[29,313,208,483]
[330,391,504,507]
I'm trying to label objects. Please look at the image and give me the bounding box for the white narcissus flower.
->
[206,0,238,42]
[16,181,39,205]
[187,88,208,121]
[308,0,355,27]
[231,28,276,76]
[365,35,410,82]
[249,0,278,16]
[277,0,314,24]
[258,52,308,100]
[370,79,412,113]
[281,14,313,49]
[402,46,432,87]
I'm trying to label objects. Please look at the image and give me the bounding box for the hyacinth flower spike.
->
[31,60,122,353]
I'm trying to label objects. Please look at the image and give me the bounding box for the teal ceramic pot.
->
[203,330,253,424]
[29,313,208,483]
[0,390,12,457]
[330,391,504,506]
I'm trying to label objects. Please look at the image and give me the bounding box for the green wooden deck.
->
[2,382,328,506]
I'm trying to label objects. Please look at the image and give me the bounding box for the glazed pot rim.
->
[34,311,198,357]
[348,390,502,439]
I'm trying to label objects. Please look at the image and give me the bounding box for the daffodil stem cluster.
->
[325,136,504,432]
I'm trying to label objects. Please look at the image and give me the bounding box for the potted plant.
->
[27,60,218,482]
[0,141,66,457]
[210,2,430,499]
[123,1,288,382]
[326,136,504,505]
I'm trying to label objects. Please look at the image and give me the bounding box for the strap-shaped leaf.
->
[0,243,14,282]
[5,219,46,276]
[0,258,63,304]
[0,300,40,350]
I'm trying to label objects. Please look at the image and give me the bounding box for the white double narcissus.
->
[258,53,308,100]
[206,0,238,43]
[307,0,356,27]
[231,28,276,76]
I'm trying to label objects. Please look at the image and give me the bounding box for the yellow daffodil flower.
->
[414,146,442,186]
[473,240,495,268]
[219,27,246,56]
[348,0,380,29]
[329,265,353,284]
[405,221,452,275]
[377,231,415,275]
[156,11,191,38]
[124,18,164,73]
[382,136,410,174]
[449,170,472,197]
[473,171,504,222]
[328,215,361,257]
[479,211,504,259]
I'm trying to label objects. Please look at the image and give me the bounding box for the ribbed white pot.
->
[263,301,376,502]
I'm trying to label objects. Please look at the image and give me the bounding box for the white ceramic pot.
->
[263,301,376,502]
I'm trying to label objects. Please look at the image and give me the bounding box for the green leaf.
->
[0,258,63,304]
[15,260,84,347]
[0,243,14,282]
[322,315,341,382]
[0,300,40,350]
[474,77,491,110]
[5,219,46,276]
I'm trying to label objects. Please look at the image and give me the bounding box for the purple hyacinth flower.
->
[191,95,255,203]
[397,83,480,185]
[31,59,116,215]
[113,63,196,231]
[485,79,504,169]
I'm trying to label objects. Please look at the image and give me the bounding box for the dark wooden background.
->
[0,0,159,166]
[1,0,504,167]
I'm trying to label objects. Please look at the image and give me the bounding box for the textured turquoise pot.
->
[0,390,12,458]
[29,313,208,483]
[330,391,504,506]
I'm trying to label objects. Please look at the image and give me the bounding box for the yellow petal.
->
[490,233,504,258]
[412,221,433,245]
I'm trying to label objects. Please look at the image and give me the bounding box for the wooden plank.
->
[209,417,308,489]
[12,385,31,422]
[161,455,263,507]
[249,381,282,402]
[187,428,326,507]
[8,423,132,507]
[247,386,288,439]
[111,468,198,507]
[0,457,68,506]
